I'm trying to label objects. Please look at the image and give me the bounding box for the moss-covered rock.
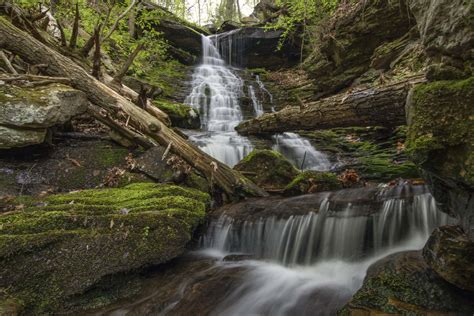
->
[340,251,474,314]
[0,183,210,314]
[152,99,200,129]
[423,225,474,292]
[234,150,299,190]
[406,77,474,236]
[284,171,342,196]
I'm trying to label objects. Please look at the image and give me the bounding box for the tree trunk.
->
[0,17,266,198]
[91,27,101,79]
[113,42,144,84]
[236,76,426,135]
[69,2,80,49]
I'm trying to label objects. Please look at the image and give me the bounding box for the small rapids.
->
[196,186,452,315]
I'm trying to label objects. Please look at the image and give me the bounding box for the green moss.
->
[0,183,209,314]
[152,99,200,129]
[406,77,474,184]
[284,171,342,195]
[235,150,299,190]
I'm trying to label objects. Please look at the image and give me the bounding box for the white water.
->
[198,187,452,315]
[185,35,253,166]
[273,132,332,171]
[185,34,332,169]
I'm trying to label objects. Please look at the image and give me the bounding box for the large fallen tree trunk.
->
[0,17,266,197]
[236,76,426,135]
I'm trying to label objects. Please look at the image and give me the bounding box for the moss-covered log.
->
[0,18,266,198]
[235,76,425,135]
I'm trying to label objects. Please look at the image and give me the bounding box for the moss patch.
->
[0,183,209,314]
[152,99,200,129]
[284,171,342,195]
[406,77,474,185]
[234,150,299,190]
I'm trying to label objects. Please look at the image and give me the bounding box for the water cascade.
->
[272,132,332,170]
[185,35,253,166]
[248,85,264,117]
[199,186,452,315]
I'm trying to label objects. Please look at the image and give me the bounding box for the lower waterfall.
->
[196,185,452,315]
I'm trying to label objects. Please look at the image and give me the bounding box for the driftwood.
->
[236,76,425,135]
[0,17,266,197]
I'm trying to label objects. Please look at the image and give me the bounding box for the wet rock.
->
[223,254,253,262]
[152,99,200,129]
[423,225,474,292]
[341,251,474,314]
[0,84,87,148]
[214,28,300,69]
[217,20,241,33]
[406,77,474,238]
[284,171,342,196]
[0,184,210,314]
[234,149,299,190]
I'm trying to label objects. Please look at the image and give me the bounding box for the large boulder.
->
[406,77,474,238]
[0,83,87,148]
[234,150,299,190]
[0,183,209,314]
[341,251,474,314]
[423,225,474,292]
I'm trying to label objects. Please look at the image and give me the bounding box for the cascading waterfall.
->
[185,35,253,166]
[272,132,331,170]
[198,186,452,315]
[248,85,264,117]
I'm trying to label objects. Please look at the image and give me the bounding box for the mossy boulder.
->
[284,171,342,196]
[0,183,210,314]
[340,251,474,314]
[406,77,474,237]
[423,225,474,292]
[234,150,299,190]
[152,99,200,129]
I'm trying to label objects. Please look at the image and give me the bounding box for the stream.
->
[91,33,453,315]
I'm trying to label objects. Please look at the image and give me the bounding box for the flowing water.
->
[185,33,329,168]
[198,186,452,315]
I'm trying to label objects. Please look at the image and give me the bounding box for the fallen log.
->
[0,17,266,197]
[235,76,426,135]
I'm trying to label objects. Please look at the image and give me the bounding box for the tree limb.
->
[102,0,139,43]
[69,2,80,49]
[0,50,18,74]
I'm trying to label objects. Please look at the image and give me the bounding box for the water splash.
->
[272,132,331,171]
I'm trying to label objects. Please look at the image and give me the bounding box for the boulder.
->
[152,99,200,129]
[423,225,474,292]
[341,251,474,314]
[284,171,342,196]
[0,183,210,314]
[0,83,87,148]
[234,150,299,190]
[406,77,474,238]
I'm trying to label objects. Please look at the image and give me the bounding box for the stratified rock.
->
[234,150,299,190]
[152,99,200,129]
[0,183,210,314]
[408,0,474,61]
[303,0,413,98]
[0,83,87,148]
[214,28,300,69]
[423,225,474,292]
[341,251,474,314]
[406,77,474,238]
[284,171,342,196]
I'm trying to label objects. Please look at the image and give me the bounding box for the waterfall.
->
[185,35,253,166]
[198,186,452,315]
[248,85,264,117]
[272,132,331,170]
